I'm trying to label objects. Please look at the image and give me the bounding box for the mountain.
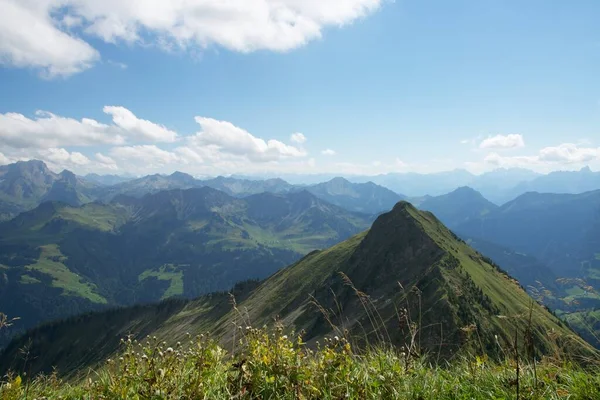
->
[98,173,401,215]
[463,237,559,295]
[411,187,559,294]
[455,190,600,344]
[0,160,98,220]
[456,190,600,277]
[304,177,405,214]
[1,201,593,377]
[84,173,133,186]
[364,169,476,197]
[470,168,541,204]
[202,176,295,197]
[98,172,201,200]
[505,167,600,201]
[417,187,498,228]
[0,188,372,346]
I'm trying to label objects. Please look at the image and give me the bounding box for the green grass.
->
[2,327,599,399]
[139,264,184,299]
[26,245,107,304]
[56,204,128,232]
[565,286,586,296]
[19,274,41,284]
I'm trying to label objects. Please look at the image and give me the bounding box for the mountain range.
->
[0,187,372,346]
[2,202,594,377]
[1,159,600,362]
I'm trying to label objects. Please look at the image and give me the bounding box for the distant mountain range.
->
[0,187,372,346]
[2,202,594,377]
[2,161,600,221]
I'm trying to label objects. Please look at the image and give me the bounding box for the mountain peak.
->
[391,199,416,212]
[327,177,351,185]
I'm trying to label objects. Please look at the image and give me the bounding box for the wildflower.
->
[166,347,174,354]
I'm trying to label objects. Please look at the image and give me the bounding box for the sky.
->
[1,0,599,177]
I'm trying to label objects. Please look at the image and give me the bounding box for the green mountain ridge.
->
[2,202,594,378]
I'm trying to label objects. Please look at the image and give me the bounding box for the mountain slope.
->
[0,188,372,346]
[418,186,498,228]
[305,177,405,214]
[2,202,593,377]
[456,190,600,277]
[456,190,600,345]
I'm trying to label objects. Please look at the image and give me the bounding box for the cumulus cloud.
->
[0,0,382,77]
[479,134,525,149]
[0,0,100,78]
[321,149,336,156]
[110,145,181,167]
[103,106,178,143]
[538,143,599,164]
[39,148,91,166]
[291,133,307,144]
[191,117,306,162]
[484,143,600,168]
[0,106,175,148]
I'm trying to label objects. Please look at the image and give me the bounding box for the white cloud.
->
[39,148,91,166]
[291,133,307,144]
[0,0,100,78]
[0,110,123,148]
[538,143,599,163]
[103,106,178,143]
[110,145,181,167]
[191,117,306,162]
[321,149,336,156]
[95,153,117,166]
[0,0,382,77]
[484,143,600,169]
[479,134,525,149]
[0,152,10,165]
[0,106,175,148]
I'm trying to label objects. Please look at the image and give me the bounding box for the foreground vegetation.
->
[2,325,599,400]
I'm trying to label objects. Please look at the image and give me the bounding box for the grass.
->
[1,327,599,399]
[56,203,128,232]
[25,244,107,304]
[139,264,184,299]
[19,274,41,284]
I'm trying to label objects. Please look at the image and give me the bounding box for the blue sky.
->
[1,0,599,176]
